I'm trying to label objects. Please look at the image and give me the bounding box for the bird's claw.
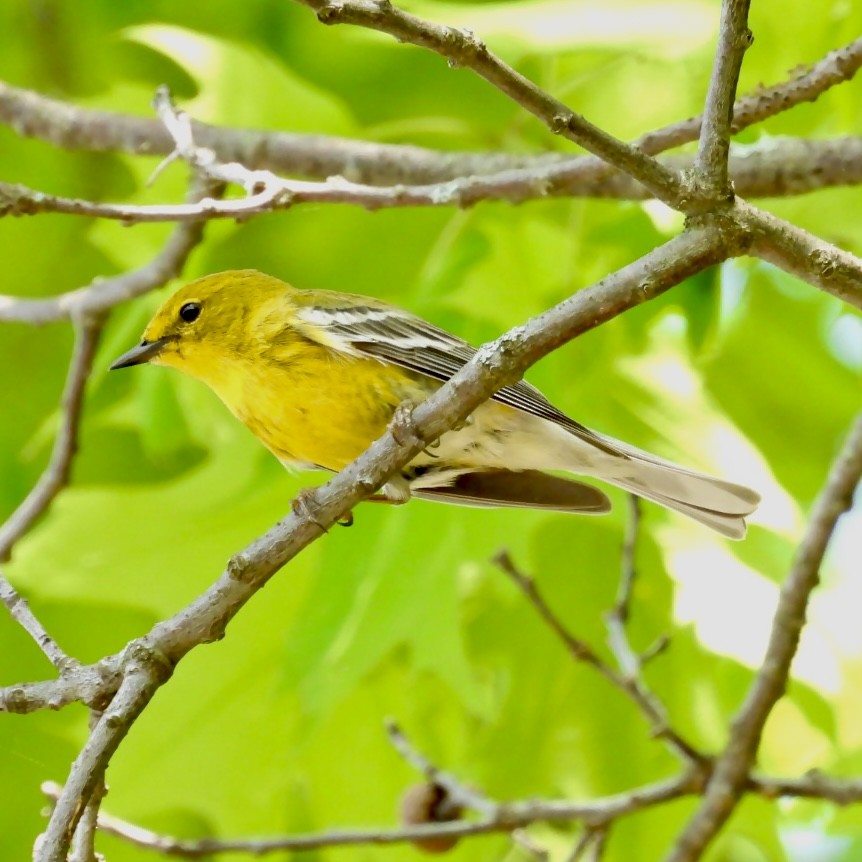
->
[292,489,355,528]
[389,400,423,448]
[291,488,328,531]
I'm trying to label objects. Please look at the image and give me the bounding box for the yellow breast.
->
[161,337,434,472]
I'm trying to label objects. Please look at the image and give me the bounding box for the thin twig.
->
[3,38,861,187]
[385,720,497,818]
[567,828,602,862]
[589,828,610,861]
[639,36,862,153]
[39,771,697,857]
[605,495,641,677]
[0,573,76,673]
[493,549,704,764]
[7,136,862,227]
[665,412,862,862]
[749,771,862,805]
[0,320,102,561]
[694,0,753,196]
[38,763,862,860]
[512,829,550,860]
[0,192,207,326]
[293,0,683,207]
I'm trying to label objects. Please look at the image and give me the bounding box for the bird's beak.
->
[110,337,169,370]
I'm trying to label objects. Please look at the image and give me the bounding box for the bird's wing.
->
[411,469,611,513]
[294,293,619,455]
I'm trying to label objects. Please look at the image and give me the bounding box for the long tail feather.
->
[609,481,750,539]
[582,439,760,539]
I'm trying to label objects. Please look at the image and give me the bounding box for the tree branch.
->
[36,647,172,862]
[291,0,683,206]
[37,766,862,858]
[5,136,862,226]
[24,227,731,858]
[493,548,704,765]
[0,660,121,715]
[0,572,77,673]
[0,214,204,325]
[639,36,862,153]
[665,411,862,862]
[40,771,698,858]
[3,37,860,190]
[693,0,752,197]
[0,320,102,560]
[739,199,862,310]
[0,227,730,725]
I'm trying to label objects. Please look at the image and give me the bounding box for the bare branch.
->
[750,771,862,806]
[36,648,172,862]
[740,199,862,310]
[24,228,729,859]
[3,38,861,189]
[5,137,862,226]
[40,772,697,858]
[0,215,204,326]
[0,227,731,726]
[693,0,753,196]
[0,320,102,560]
[493,549,704,765]
[68,713,106,862]
[0,573,76,673]
[666,411,862,862]
[385,720,497,817]
[638,37,862,154]
[605,495,641,677]
[292,0,683,207]
[0,660,121,715]
[38,763,862,860]
[0,179,289,223]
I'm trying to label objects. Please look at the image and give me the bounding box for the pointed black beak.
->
[110,338,169,370]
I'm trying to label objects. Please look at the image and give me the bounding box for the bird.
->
[110,269,760,538]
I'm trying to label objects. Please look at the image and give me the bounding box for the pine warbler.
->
[111,270,759,538]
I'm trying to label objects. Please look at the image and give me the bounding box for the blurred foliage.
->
[1,0,861,860]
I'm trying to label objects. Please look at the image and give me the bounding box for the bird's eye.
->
[179,302,201,323]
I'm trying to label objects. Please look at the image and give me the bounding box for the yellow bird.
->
[111,270,760,538]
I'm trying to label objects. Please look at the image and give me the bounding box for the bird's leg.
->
[368,474,413,505]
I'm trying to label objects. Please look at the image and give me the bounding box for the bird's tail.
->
[575,437,760,540]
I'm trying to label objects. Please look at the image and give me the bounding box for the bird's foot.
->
[291,488,327,530]
[291,489,354,529]
[389,400,424,449]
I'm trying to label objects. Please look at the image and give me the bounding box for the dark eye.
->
[179,302,201,323]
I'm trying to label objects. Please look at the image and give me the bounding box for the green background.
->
[1,0,860,859]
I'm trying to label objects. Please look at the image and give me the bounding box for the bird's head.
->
[110,269,292,377]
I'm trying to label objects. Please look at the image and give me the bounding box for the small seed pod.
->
[400,782,463,853]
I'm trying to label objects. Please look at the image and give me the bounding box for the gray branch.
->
[0,320,102,560]
[693,0,753,196]
[29,226,730,860]
[665,412,862,862]
[2,37,860,190]
[0,215,204,325]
